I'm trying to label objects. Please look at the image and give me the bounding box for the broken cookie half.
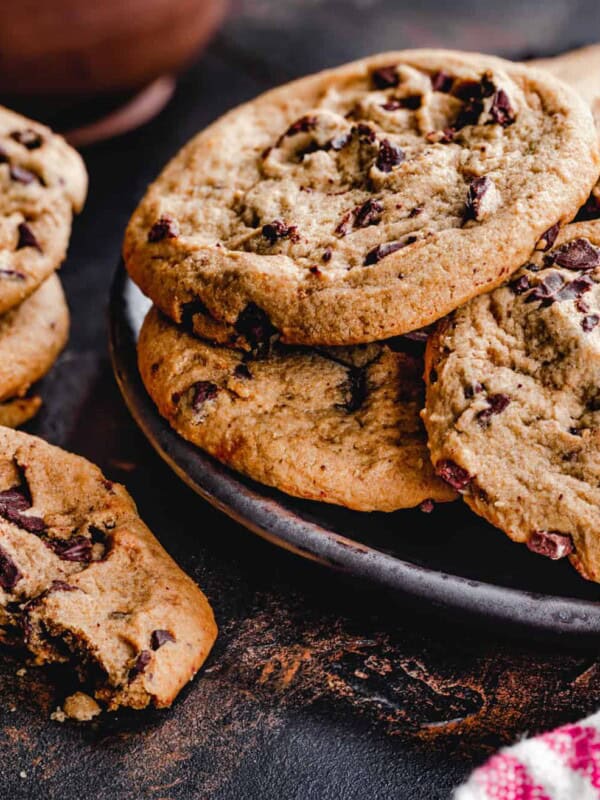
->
[0,427,217,712]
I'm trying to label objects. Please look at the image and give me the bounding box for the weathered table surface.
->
[3,2,600,798]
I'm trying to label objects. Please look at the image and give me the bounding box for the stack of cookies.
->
[124,49,600,584]
[0,107,86,427]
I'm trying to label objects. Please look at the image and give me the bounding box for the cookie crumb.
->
[50,707,67,723]
[63,692,101,722]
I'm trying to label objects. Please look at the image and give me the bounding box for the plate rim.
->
[109,264,600,643]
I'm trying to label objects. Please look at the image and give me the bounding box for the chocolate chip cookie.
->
[0,107,87,314]
[0,428,217,711]
[0,274,68,428]
[124,50,599,345]
[422,221,600,582]
[138,306,455,512]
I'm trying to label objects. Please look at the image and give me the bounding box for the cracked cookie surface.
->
[0,428,217,711]
[138,306,455,512]
[0,106,87,314]
[422,221,600,582]
[0,273,68,428]
[124,49,599,345]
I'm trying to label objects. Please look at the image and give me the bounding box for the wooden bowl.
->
[0,0,228,96]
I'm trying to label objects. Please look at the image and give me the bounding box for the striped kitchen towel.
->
[455,711,600,799]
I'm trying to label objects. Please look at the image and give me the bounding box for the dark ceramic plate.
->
[110,265,600,642]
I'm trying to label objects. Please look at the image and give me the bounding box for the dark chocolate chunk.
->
[527,531,573,560]
[352,123,377,144]
[524,272,565,304]
[430,70,454,93]
[375,139,405,173]
[9,165,38,184]
[180,299,210,332]
[353,198,384,229]
[488,89,515,127]
[235,303,277,352]
[575,192,600,222]
[510,274,531,295]
[0,485,45,533]
[285,116,318,137]
[371,64,399,89]
[191,381,218,410]
[129,650,152,680]
[338,366,367,413]
[581,314,599,332]
[16,221,40,251]
[364,237,416,266]
[464,176,492,222]
[262,219,299,245]
[476,393,510,426]
[381,95,422,112]
[0,543,22,590]
[10,129,43,149]
[549,238,600,271]
[147,216,179,243]
[537,223,560,251]
[151,629,176,650]
[322,247,332,263]
[435,460,473,491]
[234,363,252,379]
[46,536,92,563]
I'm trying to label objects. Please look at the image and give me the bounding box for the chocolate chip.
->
[431,70,454,92]
[575,192,600,222]
[285,116,318,137]
[419,499,435,513]
[352,124,377,144]
[381,95,422,112]
[151,629,176,650]
[582,314,599,332]
[509,274,531,295]
[129,650,152,680]
[435,460,472,491]
[0,486,45,533]
[0,543,22,590]
[464,382,484,399]
[371,65,399,89]
[235,303,277,353]
[338,366,367,413]
[309,265,322,276]
[476,393,510,426]
[537,223,560,252]
[364,236,416,265]
[180,299,210,332]
[16,222,40,251]
[549,238,600,271]
[0,487,30,510]
[527,531,573,560]
[524,272,565,304]
[322,247,332,263]
[9,165,37,184]
[147,216,179,243]
[464,176,492,222]
[46,536,92,563]
[262,219,299,245]
[488,89,515,127]
[375,139,405,173]
[10,129,43,149]
[335,211,353,237]
[234,363,252,379]
[191,381,218,410]
[353,198,384,229]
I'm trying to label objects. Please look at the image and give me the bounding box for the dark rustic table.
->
[3,1,600,798]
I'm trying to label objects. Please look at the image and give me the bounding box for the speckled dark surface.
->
[4,2,600,798]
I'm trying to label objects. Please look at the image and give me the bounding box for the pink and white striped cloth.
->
[455,711,600,799]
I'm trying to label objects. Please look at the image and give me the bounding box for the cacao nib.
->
[371,65,399,89]
[476,393,510,426]
[10,129,43,149]
[549,238,600,271]
[464,176,492,222]
[262,219,299,245]
[527,530,573,560]
[581,314,599,332]
[0,543,22,590]
[509,274,531,295]
[191,381,218,410]
[147,216,179,243]
[364,237,416,265]
[338,366,367,413]
[46,536,92,563]
[129,650,152,680]
[537,223,560,252]
[285,115,318,137]
[151,629,176,650]
[435,459,472,491]
[488,89,515,127]
[16,222,40,251]
[9,165,38,184]
[375,139,405,173]
[234,363,252,379]
[235,303,277,352]
[431,70,454,93]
